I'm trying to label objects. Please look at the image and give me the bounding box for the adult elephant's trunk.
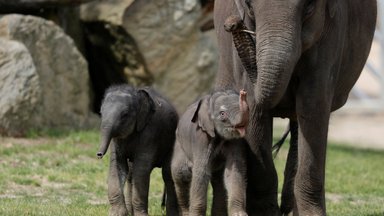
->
[253,4,301,109]
[97,128,113,159]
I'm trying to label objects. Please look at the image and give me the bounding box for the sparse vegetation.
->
[0,130,383,215]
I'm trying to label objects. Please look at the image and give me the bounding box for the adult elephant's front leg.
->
[108,143,129,216]
[295,78,331,216]
[246,109,280,216]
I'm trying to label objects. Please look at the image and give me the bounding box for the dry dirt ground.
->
[328,111,384,150]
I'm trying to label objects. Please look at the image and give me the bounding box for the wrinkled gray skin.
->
[97,84,179,216]
[214,0,376,215]
[171,90,249,216]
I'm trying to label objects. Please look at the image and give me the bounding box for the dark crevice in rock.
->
[83,21,153,113]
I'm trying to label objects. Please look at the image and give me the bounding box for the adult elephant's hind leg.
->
[280,120,298,215]
[294,85,331,216]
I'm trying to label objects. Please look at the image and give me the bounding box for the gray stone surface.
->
[0,38,41,136]
[81,0,133,25]
[81,0,218,112]
[123,0,218,112]
[0,14,96,136]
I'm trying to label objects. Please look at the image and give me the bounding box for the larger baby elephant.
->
[171,90,249,216]
[96,84,179,216]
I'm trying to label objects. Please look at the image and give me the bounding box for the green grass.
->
[0,130,383,215]
[274,143,384,216]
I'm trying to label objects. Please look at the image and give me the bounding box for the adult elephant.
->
[213,0,376,215]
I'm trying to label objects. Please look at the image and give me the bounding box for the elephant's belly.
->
[271,88,296,119]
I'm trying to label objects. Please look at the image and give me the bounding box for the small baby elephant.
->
[96,84,179,216]
[171,89,249,216]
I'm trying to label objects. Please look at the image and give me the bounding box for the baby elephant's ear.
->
[136,88,155,131]
[191,96,215,138]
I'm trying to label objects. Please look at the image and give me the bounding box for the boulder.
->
[0,14,96,136]
[81,0,153,112]
[123,0,218,112]
[81,0,133,25]
[82,0,218,112]
[0,39,41,136]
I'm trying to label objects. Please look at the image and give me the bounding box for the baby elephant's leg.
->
[211,169,228,216]
[162,155,180,216]
[108,145,129,216]
[131,159,152,216]
[171,143,192,215]
[189,143,215,216]
[224,141,248,216]
[125,161,133,215]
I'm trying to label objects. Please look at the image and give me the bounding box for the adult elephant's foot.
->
[246,205,281,216]
[246,193,281,216]
[109,205,129,216]
[294,176,326,216]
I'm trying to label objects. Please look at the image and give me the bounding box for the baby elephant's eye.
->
[219,111,227,120]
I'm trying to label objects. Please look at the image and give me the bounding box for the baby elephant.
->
[96,84,179,216]
[171,90,249,216]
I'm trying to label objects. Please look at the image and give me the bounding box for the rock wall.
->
[0,0,217,136]
[82,0,217,113]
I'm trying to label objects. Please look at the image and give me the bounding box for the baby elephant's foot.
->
[232,211,248,216]
[109,205,128,216]
[133,210,149,216]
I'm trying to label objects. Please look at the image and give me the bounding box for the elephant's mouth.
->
[234,125,246,138]
[220,124,246,140]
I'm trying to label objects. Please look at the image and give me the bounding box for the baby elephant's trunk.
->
[96,132,112,159]
[237,90,249,137]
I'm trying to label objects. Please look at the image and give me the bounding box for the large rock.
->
[81,0,133,25]
[83,21,153,112]
[81,0,153,112]
[123,0,218,112]
[82,0,218,112]
[0,39,41,136]
[0,14,96,136]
